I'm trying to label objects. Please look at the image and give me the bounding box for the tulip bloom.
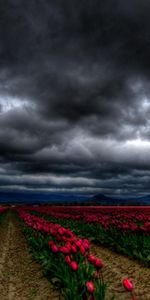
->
[71,244,77,254]
[82,239,90,250]
[75,239,82,248]
[59,246,70,254]
[51,244,59,253]
[69,261,78,271]
[94,258,103,269]
[64,255,71,265]
[122,278,134,292]
[80,245,86,255]
[58,227,65,235]
[86,281,95,294]
[87,254,96,263]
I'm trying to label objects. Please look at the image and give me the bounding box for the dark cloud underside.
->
[0,0,150,195]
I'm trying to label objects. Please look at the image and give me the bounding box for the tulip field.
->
[0,205,150,300]
[26,205,150,265]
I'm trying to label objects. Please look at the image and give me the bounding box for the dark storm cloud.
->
[1,0,150,195]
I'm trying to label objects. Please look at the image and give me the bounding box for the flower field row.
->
[25,206,150,265]
[27,206,150,235]
[15,207,138,300]
[0,207,7,214]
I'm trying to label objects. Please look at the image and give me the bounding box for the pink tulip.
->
[75,239,82,248]
[86,281,95,293]
[58,227,65,235]
[80,245,86,255]
[51,244,59,253]
[83,240,90,250]
[87,254,96,263]
[71,244,77,254]
[69,261,78,271]
[64,255,71,265]
[59,246,70,254]
[94,258,103,269]
[122,278,134,292]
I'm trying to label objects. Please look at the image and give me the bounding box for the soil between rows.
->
[0,211,60,300]
[91,244,150,300]
[0,211,149,300]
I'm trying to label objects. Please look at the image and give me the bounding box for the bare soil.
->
[0,211,61,300]
[91,243,150,300]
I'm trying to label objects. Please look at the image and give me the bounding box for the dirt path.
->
[0,211,61,300]
[91,243,150,300]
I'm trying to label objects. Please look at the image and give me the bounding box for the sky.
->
[1,0,150,197]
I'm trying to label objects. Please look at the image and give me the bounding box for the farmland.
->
[0,205,150,300]
[28,206,150,264]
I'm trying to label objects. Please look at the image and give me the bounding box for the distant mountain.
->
[0,191,89,204]
[0,190,150,205]
[89,193,150,205]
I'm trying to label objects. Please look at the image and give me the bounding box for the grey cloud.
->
[0,0,150,196]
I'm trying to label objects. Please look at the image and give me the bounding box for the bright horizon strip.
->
[126,138,150,147]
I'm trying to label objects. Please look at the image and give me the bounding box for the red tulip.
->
[80,245,86,255]
[87,254,96,263]
[68,236,76,243]
[86,281,95,293]
[59,246,70,254]
[64,255,71,265]
[71,244,77,254]
[75,239,82,248]
[58,227,65,235]
[82,239,90,250]
[61,236,67,242]
[69,261,78,271]
[94,258,103,269]
[83,239,89,244]
[122,278,134,292]
[51,244,59,253]
[83,242,90,251]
